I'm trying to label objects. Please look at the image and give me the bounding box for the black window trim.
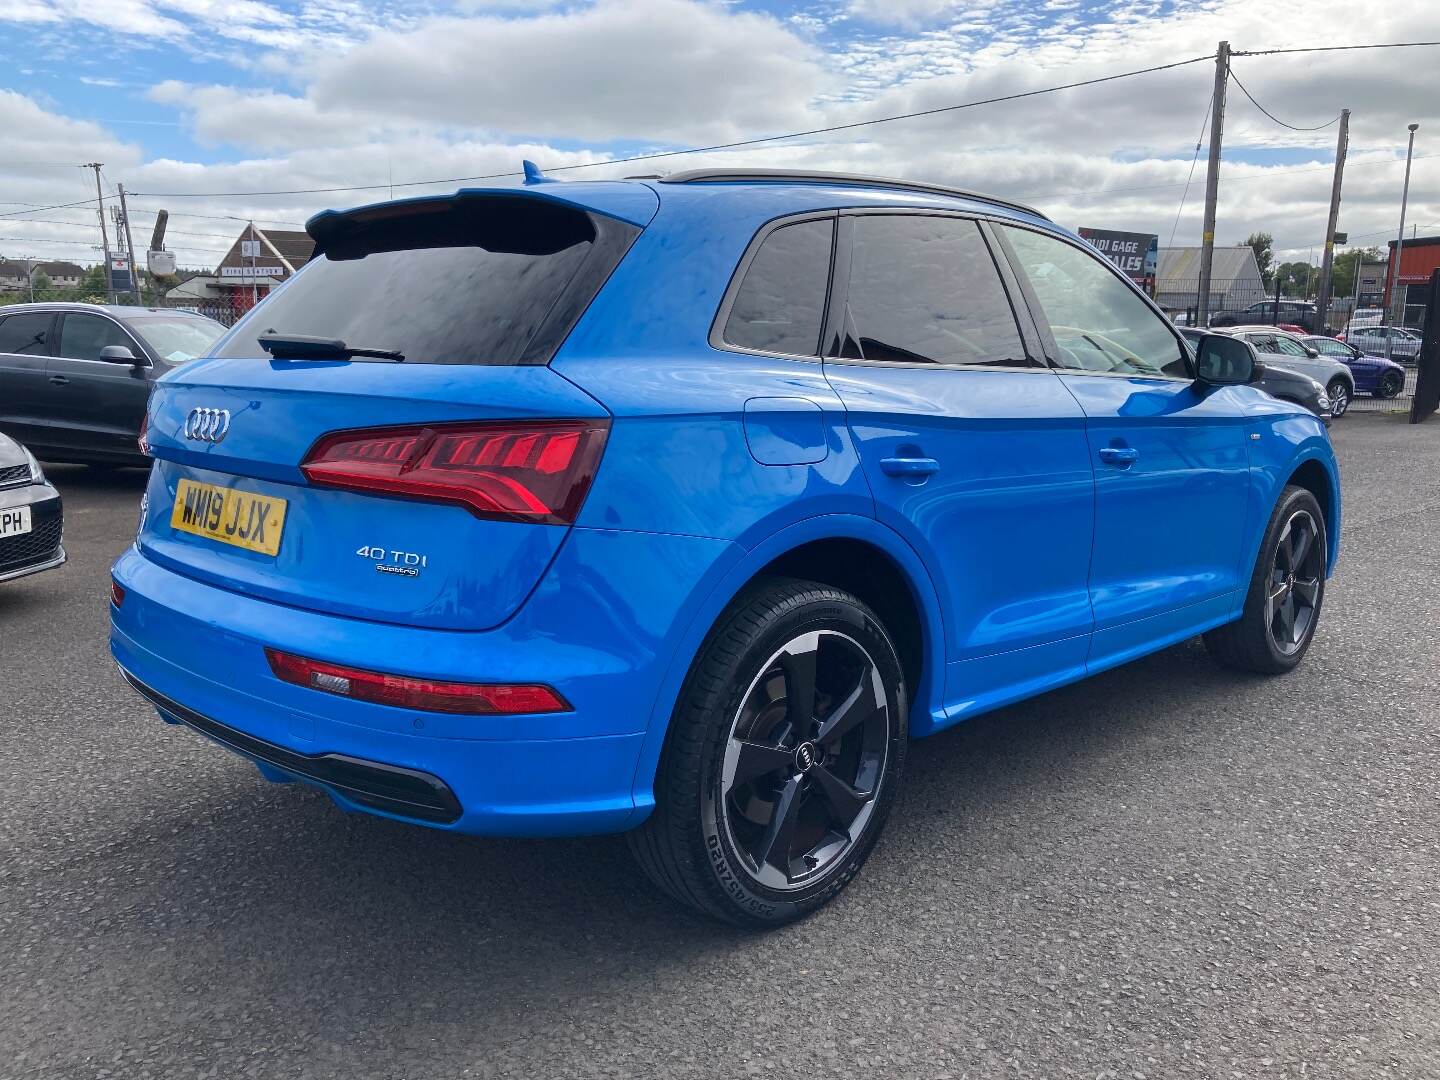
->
[988,219,1196,383]
[709,210,838,364]
[54,311,151,368]
[821,208,1051,375]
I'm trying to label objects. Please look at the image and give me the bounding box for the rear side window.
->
[217,196,638,365]
[840,215,1032,367]
[0,313,52,356]
[723,218,833,357]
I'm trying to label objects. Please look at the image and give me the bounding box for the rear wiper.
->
[258,331,405,362]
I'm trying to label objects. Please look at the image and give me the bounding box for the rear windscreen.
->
[216,196,637,365]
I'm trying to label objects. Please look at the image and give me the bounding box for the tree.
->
[1246,232,1275,290]
[29,270,50,294]
[1330,246,1383,300]
[1275,260,1316,299]
[77,264,107,300]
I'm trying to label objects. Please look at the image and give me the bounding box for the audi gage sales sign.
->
[1079,228,1158,293]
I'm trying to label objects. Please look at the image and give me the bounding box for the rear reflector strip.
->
[299,419,608,524]
[264,648,570,715]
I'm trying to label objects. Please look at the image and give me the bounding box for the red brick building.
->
[1385,234,1440,327]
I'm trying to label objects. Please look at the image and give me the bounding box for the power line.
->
[127,53,1215,199]
[0,216,242,242]
[1232,41,1440,57]
[0,194,114,220]
[1228,69,1339,132]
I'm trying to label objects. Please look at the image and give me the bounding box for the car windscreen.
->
[128,315,227,363]
[215,196,639,366]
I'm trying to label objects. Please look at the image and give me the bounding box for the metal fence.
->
[0,286,252,327]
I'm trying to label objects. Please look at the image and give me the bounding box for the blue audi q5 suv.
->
[111,168,1340,925]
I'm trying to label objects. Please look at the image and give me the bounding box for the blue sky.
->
[2,0,1436,265]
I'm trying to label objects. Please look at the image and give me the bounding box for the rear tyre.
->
[1326,379,1350,418]
[1204,485,1326,675]
[629,578,907,927]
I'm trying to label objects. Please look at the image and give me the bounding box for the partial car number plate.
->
[170,479,287,556]
[0,505,32,538]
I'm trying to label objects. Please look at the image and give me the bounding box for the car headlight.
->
[1316,391,1331,410]
[22,445,44,483]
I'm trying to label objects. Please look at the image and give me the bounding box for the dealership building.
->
[1385,234,1439,327]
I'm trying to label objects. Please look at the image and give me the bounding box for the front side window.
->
[0,313,52,356]
[58,314,137,362]
[1244,334,1281,355]
[723,218,833,357]
[839,215,1032,367]
[1311,338,1350,358]
[1271,336,1310,357]
[1000,226,1188,378]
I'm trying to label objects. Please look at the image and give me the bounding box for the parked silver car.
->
[1211,326,1357,418]
[1341,324,1422,361]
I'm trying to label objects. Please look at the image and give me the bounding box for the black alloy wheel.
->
[1265,509,1324,656]
[630,579,906,926]
[718,629,890,892]
[1378,370,1404,399]
[1204,485,1327,674]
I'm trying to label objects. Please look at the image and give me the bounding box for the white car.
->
[1341,324,1421,361]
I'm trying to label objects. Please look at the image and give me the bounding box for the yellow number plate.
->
[171,479,288,556]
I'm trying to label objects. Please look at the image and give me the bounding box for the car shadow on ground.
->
[41,462,151,496]
[104,634,1267,1025]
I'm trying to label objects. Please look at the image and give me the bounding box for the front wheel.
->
[1204,486,1327,674]
[1326,379,1350,418]
[1376,370,1404,399]
[630,579,907,927]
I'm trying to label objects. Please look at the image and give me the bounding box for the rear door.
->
[995,223,1251,668]
[821,212,1095,723]
[50,312,152,458]
[139,190,647,631]
[0,311,57,448]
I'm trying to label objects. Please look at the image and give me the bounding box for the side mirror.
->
[1304,347,1320,359]
[1193,333,1255,386]
[99,344,139,364]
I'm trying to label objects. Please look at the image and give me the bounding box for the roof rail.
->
[657,169,1049,221]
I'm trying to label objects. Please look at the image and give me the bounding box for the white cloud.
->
[308,0,835,143]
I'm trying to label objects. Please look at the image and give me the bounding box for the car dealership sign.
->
[1079,228,1158,292]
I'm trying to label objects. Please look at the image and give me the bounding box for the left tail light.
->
[299,419,608,524]
[265,649,570,715]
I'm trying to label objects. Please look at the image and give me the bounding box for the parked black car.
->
[0,303,227,467]
[1209,300,1319,333]
[0,430,64,584]
[1178,328,1332,420]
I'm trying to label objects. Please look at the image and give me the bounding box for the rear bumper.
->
[110,525,737,836]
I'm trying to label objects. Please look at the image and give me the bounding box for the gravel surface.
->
[2,415,1438,1079]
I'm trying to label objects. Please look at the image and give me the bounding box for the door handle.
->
[879,456,940,477]
[48,375,69,386]
[1098,446,1139,467]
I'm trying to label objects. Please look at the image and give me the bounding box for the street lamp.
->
[1387,122,1419,360]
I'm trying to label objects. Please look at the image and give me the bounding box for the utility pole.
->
[1315,109,1350,333]
[117,183,142,304]
[86,162,115,304]
[1196,41,1230,326]
[1386,122,1419,359]
[248,221,259,307]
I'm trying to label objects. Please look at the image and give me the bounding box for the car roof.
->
[0,302,208,319]
[308,166,1058,249]
[1223,324,1308,337]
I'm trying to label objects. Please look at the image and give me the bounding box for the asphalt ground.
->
[2,414,1438,1079]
